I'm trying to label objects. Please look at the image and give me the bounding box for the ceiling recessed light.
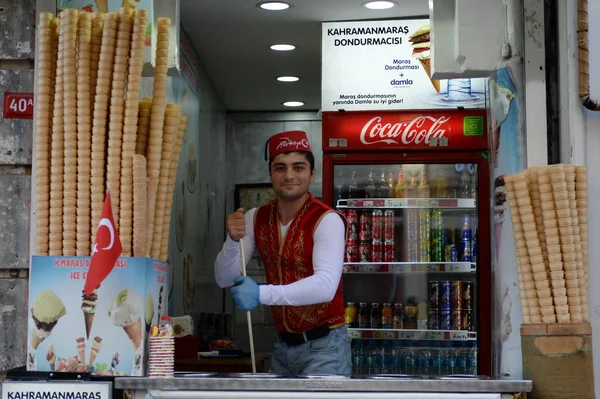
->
[277,76,300,82]
[270,44,296,51]
[258,1,291,11]
[363,1,397,10]
[283,101,304,107]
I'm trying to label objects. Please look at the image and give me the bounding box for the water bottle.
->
[391,341,403,374]
[431,344,444,376]
[365,341,375,375]
[457,347,468,374]
[445,345,457,375]
[382,340,393,374]
[352,339,364,375]
[468,344,478,375]
[418,344,431,376]
[405,342,416,375]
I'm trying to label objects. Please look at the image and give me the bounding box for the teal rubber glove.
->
[231,276,260,312]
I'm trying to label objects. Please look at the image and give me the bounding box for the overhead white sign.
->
[1,382,111,399]
[321,19,487,112]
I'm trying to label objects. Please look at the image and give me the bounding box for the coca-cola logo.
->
[276,137,310,151]
[359,116,451,145]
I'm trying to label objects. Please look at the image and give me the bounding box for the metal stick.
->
[239,237,257,374]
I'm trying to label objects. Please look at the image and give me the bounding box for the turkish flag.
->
[84,192,123,296]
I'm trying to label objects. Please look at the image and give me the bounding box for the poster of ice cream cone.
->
[322,19,488,112]
[27,255,168,375]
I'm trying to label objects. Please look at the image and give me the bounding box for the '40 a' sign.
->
[3,92,34,119]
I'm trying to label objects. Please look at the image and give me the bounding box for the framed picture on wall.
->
[234,183,276,211]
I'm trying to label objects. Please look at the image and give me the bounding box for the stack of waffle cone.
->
[526,168,548,268]
[135,98,152,155]
[62,9,79,256]
[34,12,57,255]
[105,8,132,230]
[133,155,148,257]
[575,166,589,320]
[151,104,181,260]
[120,9,148,256]
[146,18,170,257]
[505,174,539,323]
[49,12,65,256]
[89,13,105,107]
[160,115,187,262]
[90,12,119,248]
[76,12,93,256]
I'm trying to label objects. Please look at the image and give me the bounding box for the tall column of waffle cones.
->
[34,12,57,256]
[76,12,92,256]
[49,12,66,257]
[90,12,119,248]
[575,166,589,320]
[151,104,180,259]
[106,8,132,230]
[120,9,148,256]
[33,10,184,264]
[160,116,187,261]
[145,18,170,257]
[506,164,590,324]
[62,9,79,257]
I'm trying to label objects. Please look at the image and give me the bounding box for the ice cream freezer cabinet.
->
[116,376,531,399]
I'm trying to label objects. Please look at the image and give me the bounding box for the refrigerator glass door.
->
[334,162,480,377]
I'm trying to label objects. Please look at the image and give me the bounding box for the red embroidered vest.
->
[254,194,346,333]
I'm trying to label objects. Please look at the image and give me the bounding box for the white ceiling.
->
[179,0,430,112]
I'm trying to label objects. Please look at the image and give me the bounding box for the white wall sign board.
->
[321,19,487,112]
[1,382,112,399]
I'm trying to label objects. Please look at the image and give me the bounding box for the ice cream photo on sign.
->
[28,290,67,369]
[82,287,99,339]
[409,24,440,93]
[109,289,143,350]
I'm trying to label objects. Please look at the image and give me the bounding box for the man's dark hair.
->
[268,151,315,175]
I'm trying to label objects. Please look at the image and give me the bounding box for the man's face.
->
[269,152,315,201]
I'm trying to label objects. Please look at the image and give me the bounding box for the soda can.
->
[372,210,383,241]
[450,245,458,262]
[345,240,359,262]
[371,239,383,263]
[419,239,431,262]
[431,238,444,262]
[440,310,452,330]
[359,241,371,262]
[346,210,359,241]
[383,239,395,262]
[440,281,451,310]
[429,281,440,310]
[431,210,444,239]
[359,212,372,241]
[462,282,474,309]
[451,310,462,330]
[418,209,431,239]
[428,309,440,330]
[461,214,472,240]
[451,281,463,310]
[461,309,474,331]
[384,210,395,240]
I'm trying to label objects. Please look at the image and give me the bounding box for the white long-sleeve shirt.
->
[214,208,345,307]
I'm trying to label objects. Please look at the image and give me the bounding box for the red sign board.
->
[322,110,488,152]
[3,92,34,119]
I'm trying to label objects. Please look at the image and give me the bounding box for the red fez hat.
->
[264,130,312,161]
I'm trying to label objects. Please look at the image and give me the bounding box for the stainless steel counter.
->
[115,375,532,393]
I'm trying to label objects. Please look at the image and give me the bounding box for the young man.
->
[214,130,350,376]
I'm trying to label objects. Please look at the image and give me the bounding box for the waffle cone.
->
[124,317,143,349]
[418,58,440,93]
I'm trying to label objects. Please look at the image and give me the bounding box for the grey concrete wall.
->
[223,112,322,353]
[0,0,36,374]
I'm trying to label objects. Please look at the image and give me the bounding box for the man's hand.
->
[227,208,246,241]
[231,276,260,312]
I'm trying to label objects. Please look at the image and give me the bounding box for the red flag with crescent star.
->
[84,192,122,296]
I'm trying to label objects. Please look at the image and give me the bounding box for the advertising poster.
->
[322,19,487,112]
[489,66,525,378]
[27,256,168,376]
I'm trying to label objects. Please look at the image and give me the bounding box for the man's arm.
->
[259,211,345,306]
[214,208,257,288]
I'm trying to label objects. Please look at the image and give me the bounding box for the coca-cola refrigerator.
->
[322,109,492,377]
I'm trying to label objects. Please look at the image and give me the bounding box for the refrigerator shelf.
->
[336,198,476,209]
[343,262,476,274]
[348,328,477,341]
